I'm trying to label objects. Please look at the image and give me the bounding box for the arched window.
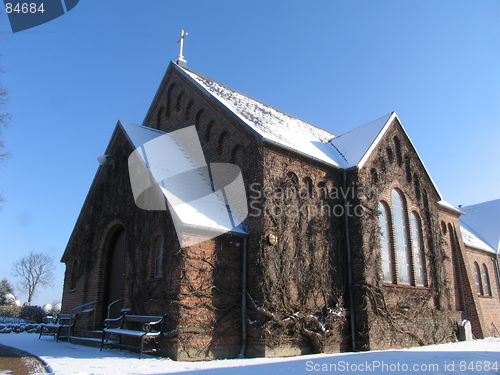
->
[392,189,411,284]
[175,91,184,112]
[413,174,421,201]
[184,100,194,121]
[405,156,412,183]
[317,181,328,200]
[303,177,314,197]
[70,260,78,291]
[482,264,492,296]
[230,145,242,164]
[378,201,394,283]
[166,83,176,119]
[195,109,204,130]
[205,120,214,142]
[287,171,299,186]
[371,168,378,184]
[154,237,163,279]
[410,212,426,286]
[474,262,483,295]
[386,147,394,164]
[156,106,164,129]
[441,221,447,234]
[217,131,228,155]
[394,136,403,167]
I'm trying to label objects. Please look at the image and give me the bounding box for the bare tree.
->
[12,252,55,305]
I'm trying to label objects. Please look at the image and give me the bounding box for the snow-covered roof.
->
[460,198,500,253]
[329,113,394,169]
[460,224,496,254]
[174,63,342,167]
[120,121,248,247]
[438,200,465,215]
[172,63,444,199]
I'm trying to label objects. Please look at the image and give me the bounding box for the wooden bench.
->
[100,314,166,359]
[39,313,77,341]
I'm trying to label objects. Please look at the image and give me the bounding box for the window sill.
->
[382,283,430,290]
[69,289,76,293]
[477,294,493,299]
[149,277,162,282]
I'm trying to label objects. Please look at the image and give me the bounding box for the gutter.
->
[343,169,357,351]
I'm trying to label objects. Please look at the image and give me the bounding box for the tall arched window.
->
[154,237,163,279]
[410,212,426,286]
[474,262,483,295]
[156,106,164,130]
[392,189,411,284]
[378,201,394,283]
[482,264,492,296]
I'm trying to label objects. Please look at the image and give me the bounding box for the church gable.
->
[345,115,460,350]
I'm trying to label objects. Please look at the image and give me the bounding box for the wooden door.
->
[105,229,126,319]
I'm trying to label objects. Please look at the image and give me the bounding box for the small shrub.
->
[19,305,46,323]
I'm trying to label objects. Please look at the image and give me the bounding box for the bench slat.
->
[101,314,167,359]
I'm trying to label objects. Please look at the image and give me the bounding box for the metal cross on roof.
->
[176,30,188,67]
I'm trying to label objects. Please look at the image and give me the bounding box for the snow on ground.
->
[0,332,499,375]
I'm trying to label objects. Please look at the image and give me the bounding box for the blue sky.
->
[0,0,499,306]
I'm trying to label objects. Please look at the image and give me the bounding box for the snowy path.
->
[0,332,499,374]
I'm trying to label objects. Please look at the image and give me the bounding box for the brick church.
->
[60,55,500,360]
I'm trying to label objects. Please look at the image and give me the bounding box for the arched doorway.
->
[104,228,126,319]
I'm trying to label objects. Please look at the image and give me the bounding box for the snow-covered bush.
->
[3,293,15,305]
[42,304,52,315]
[52,303,62,315]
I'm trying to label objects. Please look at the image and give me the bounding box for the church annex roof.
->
[329,112,394,169]
[460,198,500,253]
[460,224,496,254]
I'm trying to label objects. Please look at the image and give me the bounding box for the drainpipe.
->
[238,235,248,358]
[343,169,357,351]
[494,252,500,299]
